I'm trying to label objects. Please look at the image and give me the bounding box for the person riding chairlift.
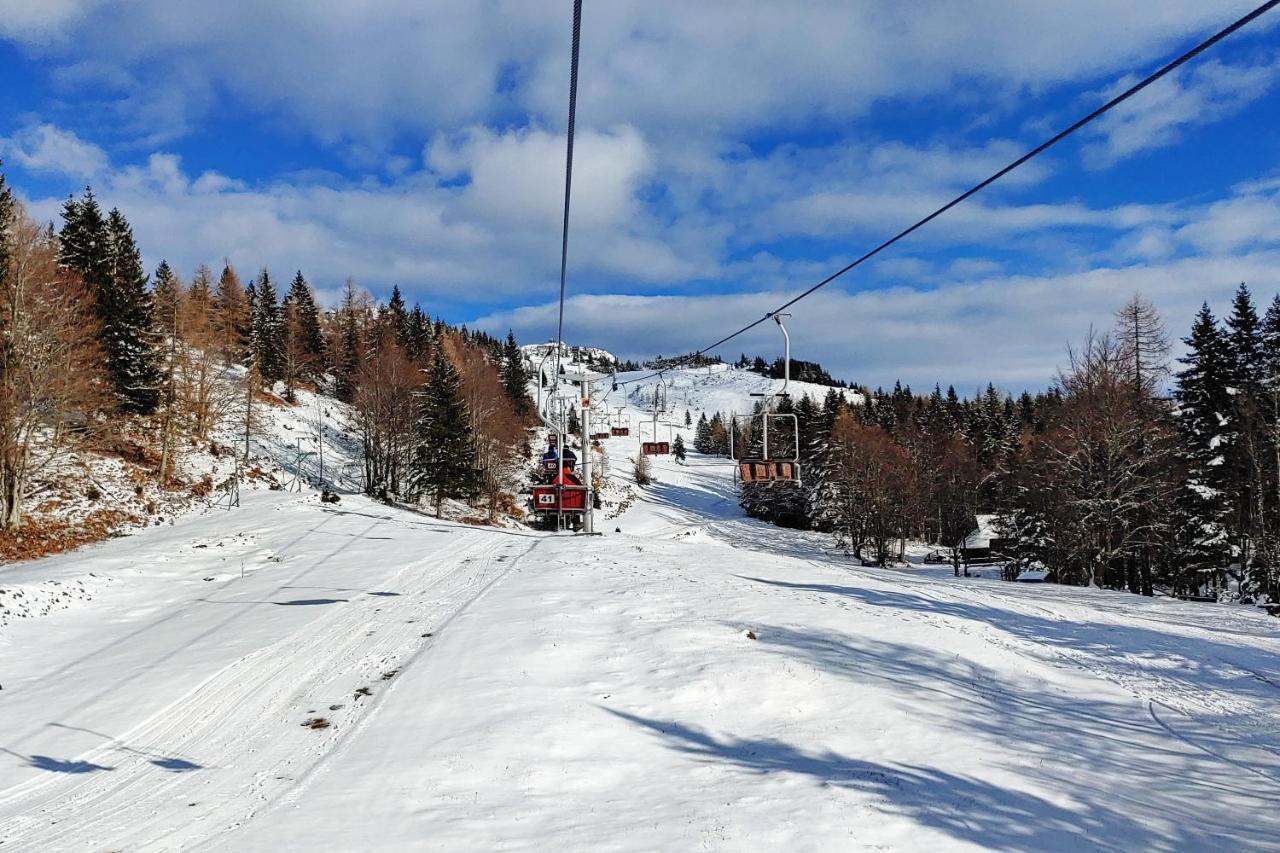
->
[540,437,578,478]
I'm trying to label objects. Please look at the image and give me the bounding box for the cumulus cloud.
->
[474,251,1280,392]
[1086,55,1280,166]
[5,1,1274,148]
[6,122,711,302]
[0,123,108,179]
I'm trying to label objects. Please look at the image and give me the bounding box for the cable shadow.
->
[44,723,204,773]
[197,597,347,606]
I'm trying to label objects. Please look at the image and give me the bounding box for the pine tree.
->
[409,348,478,516]
[672,433,686,462]
[250,269,286,385]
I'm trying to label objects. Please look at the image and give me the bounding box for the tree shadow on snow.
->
[716,618,1280,848]
[604,707,1143,852]
[735,576,1280,708]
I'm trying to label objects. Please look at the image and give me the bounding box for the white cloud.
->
[6,1,1274,149]
[0,123,108,179]
[7,122,709,302]
[474,251,1280,392]
[1086,55,1280,166]
[427,125,652,228]
[0,0,102,43]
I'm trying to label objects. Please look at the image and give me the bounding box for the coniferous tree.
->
[694,412,712,453]
[214,261,251,365]
[59,190,163,413]
[672,433,686,462]
[285,271,326,377]
[386,285,410,350]
[410,348,478,516]
[1224,284,1268,591]
[500,330,532,416]
[97,207,162,414]
[1171,304,1235,593]
[250,269,286,385]
[152,260,181,333]
[406,305,432,365]
[334,278,363,402]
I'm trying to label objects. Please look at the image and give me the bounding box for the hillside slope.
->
[2,365,1279,851]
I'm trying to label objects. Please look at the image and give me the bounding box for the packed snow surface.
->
[3,369,1280,851]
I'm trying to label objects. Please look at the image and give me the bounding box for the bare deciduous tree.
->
[0,203,108,529]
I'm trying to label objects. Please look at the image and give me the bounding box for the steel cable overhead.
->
[552,0,584,384]
[629,0,1280,383]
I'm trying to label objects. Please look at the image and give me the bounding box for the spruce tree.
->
[249,270,286,385]
[1224,283,1266,584]
[152,260,181,334]
[406,305,432,364]
[58,188,109,286]
[500,330,532,416]
[284,271,326,377]
[694,413,712,453]
[410,348,478,516]
[1227,283,1264,391]
[672,433,686,462]
[1171,304,1235,593]
[387,285,410,350]
[81,206,163,414]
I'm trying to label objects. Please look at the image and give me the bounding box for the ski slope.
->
[3,370,1280,850]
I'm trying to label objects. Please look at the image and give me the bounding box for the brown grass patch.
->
[0,509,141,561]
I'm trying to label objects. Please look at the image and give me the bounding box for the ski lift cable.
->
[627,0,1280,384]
[551,0,583,385]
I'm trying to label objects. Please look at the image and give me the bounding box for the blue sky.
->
[2,1,1279,391]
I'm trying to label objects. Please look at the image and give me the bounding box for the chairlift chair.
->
[729,314,802,485]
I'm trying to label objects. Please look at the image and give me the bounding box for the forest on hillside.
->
[701,289,1280,607]
[0,169,536,552]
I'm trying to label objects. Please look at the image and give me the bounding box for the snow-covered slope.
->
[3,363,1280,851]
[615,362,860,420]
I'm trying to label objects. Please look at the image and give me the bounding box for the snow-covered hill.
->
[4,353,1280,851]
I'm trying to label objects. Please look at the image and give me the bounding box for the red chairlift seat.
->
[737,459,798,482]
[641,442,670,456]
[531,470,587,512]
[591,431,611,441]
[611,427,630,437]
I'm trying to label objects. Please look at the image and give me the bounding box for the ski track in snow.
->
[0,494,539,851]
[3,366,1280,850]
